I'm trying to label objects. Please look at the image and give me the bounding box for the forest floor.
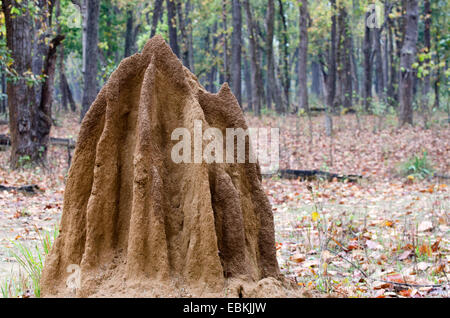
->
[0,112,448,298]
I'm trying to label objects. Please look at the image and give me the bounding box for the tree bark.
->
[243,45,253,111]
[80,0,100,121]
[124,9,134,58]
[398,0,419,126]
[176,0,189,67]
[208,23,218,93]
[222,0,230,83]
[166,0,179,58]
[150,0,164,37]
[327,0,337,112]
[266,0,283,113]
[2,0,40,168]
[37,35,65,154]
[243,0,264,116]
[278,0,290,111]
[363,9,373,112]
[185,0,194,72]
[421,0,431,123]
[373,27,385,101]
[231,0,242,106]
[298,0,309,112]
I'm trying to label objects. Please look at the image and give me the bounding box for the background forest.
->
[0,0,449,298]
[0,0,449,167]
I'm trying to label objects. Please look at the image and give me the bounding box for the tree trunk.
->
[327,0,337,112]
[166,0,179,58]
[124,9,134,58]
[311,61,322,99]
[208,23,218,93]
[176,0,189,67]
[37,35,65,154]
[266,0,283,113]
[80,0,100,121]
[243,45,253,111]
[150,0,164,37]
[231,0,242,106]
[341,7,353,109]
[222,0,230,83]
[298,0,309,112]
[185,0,194,72]
[277,0,290,111]
[243,0,264,116]
[421,0,431,123]
[2,0,40,168]
[398,0,419,126]
[387,6,397,106]
[363,9,372,112]
[373,27,385,101]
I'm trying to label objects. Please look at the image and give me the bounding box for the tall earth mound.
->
[41,36,297,297]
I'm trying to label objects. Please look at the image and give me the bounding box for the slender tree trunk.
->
[56,0,68,112]
[185,0,194,71]
[433,33,440,109]
[150,0,164,37]
[38,35,64,153]
[266,0,283,113]
[243,0,264,116]
[166,0,179,58]
[231,0,242,106]
[327,0,337,112]
[398,0,419,126]
[342,7,353,109]
[363,9,373,112]
[421,0,431,123]
[243,44,253,111]
[387,7,397,105]
[278,0,290,111]
[177,0,189,67]
[221,0,230,83]
[80,0,100,121]
[298,0,309,112]
[373,27,385,101]
[208,23,218,93]
[124,9,135,58]
[32,0,51,109]
[311,61,322,99]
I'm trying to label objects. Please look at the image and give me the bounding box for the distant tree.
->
[277,0,290,111]
[231,0,242,106]
[243,0,264,116]
[2,0,63,168]
[399,0,419,126]
[150,0,164,37]
[166,0,179,57]
[298,0,309,112]
[80,0,100,121]
[266,0,284,113]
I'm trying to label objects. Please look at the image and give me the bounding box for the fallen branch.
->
[278,169,362,182]
[0,134,76,149]
[0,184,41,194]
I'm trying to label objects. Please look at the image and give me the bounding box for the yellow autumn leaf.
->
[312,211,319,222]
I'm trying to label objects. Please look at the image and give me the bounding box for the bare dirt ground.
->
[0,112,448,297]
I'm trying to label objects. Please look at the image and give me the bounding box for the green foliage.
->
[2,226,59,298]
[400,151,434,180]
